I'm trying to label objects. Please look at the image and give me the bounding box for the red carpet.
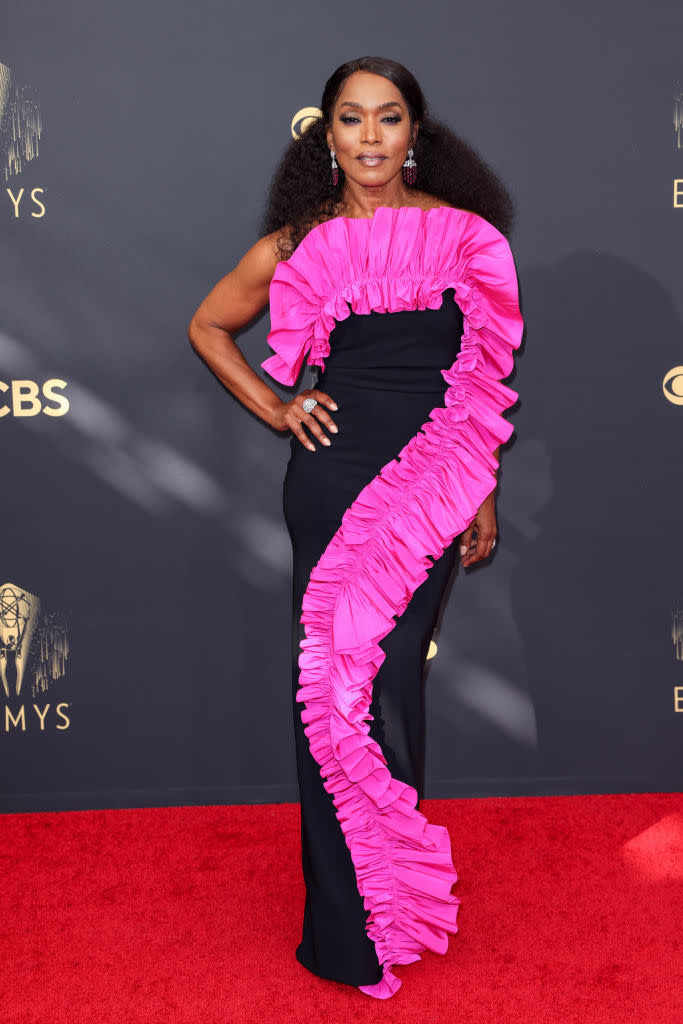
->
[1,793,681,1023]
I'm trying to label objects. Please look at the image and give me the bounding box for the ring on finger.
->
[302,397,318,414]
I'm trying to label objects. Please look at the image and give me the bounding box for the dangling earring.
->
[330,149,338,186]
[402,148,417,185]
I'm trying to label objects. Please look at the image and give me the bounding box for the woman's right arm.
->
[187,231,338,449]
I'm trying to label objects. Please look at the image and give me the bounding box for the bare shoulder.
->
[188,227,291,336]
[237,227,288,279]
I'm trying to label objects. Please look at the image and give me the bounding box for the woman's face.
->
[326,71,416,191]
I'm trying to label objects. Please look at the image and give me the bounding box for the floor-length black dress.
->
[260,205,524,999]
[284,295,463,986]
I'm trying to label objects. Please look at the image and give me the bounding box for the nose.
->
[361,118,381,144]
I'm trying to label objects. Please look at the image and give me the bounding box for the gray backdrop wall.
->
[1,0,681,812]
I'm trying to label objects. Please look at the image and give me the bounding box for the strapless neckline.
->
[323,204,458,223]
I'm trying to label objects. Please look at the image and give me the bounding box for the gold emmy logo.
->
[0,62,42,180]
[672,87,682,206]
[291,107,322,140]
[1,61,46,218]
[672,606,683,713]
[673,607,683,661]
[1,581,70,731]
[662,367,683,405]
[0,379,69,417]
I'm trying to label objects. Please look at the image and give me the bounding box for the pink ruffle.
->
[265,206,524,997]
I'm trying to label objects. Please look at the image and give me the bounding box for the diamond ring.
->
[302,397,318,414]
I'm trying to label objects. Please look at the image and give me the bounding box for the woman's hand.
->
[459,491,497,567]
[270,389,339,451]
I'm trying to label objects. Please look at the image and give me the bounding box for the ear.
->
[411,121,420,148]
[325,128,333,151]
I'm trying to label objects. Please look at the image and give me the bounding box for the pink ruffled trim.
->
[262,206,521,388]
[358,965,403,998]
[267,207,523,996]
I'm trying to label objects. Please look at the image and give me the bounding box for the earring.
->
[330,149,338,186]
[402,148,417,185]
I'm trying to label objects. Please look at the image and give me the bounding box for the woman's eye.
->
[339,115,401,124]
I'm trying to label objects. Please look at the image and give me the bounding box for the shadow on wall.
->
[509,248,682,783]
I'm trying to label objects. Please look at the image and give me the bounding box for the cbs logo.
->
[291,107,322,139]
[662,367,683,406]
[0,379,69,417]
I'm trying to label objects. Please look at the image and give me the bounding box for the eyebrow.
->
[338,101,403,111]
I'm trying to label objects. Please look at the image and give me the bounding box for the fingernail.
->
[459,545,468,556]
[330,425,338,433]
[330,403,338,410]
[322,438,331,445]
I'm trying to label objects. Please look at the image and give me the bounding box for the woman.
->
[188,55,524,999]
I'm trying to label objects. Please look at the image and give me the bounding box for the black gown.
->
[283,293,463,986]
[261,205,523,999]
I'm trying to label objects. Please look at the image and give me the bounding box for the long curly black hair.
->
[259,56,516,262]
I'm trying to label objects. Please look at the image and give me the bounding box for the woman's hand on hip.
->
[270,389,339,451]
